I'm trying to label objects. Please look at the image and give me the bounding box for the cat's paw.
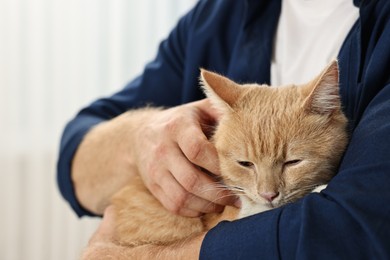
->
[312,184,327,193]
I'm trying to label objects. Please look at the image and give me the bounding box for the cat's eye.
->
[237,161,254,168]
[283,159,302,167]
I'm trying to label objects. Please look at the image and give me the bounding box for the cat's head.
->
[201,60,348,215]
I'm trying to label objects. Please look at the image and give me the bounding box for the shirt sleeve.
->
[56,3,199,217]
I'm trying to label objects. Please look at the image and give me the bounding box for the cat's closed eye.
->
[237,161,254,168]
[283,159,302,167]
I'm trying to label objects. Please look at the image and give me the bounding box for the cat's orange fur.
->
[83,60,348,258]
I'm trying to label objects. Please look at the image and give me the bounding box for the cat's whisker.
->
[198,183,231,196]
[199,184,247,209]
[198,182,247,196]
[206,193,245,208]
[220,185,246,195]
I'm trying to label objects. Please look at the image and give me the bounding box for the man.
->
[58,0,390,258]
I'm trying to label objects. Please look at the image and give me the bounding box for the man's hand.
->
[133,99,237,217]
[72,98,237,216]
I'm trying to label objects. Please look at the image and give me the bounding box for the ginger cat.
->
[85,60,348,257]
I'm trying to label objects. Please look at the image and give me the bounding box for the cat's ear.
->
[303,60,341,114]
[200,69,242,112]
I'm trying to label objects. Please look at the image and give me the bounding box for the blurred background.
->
[0,0,195,259]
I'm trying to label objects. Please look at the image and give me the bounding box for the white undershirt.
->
[271,0,359,86]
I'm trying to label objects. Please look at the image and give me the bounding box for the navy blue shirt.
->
[57,0,390,258]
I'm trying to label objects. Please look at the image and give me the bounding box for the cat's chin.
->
[238,197,273,219]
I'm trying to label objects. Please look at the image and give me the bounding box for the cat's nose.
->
[259,192,279,202]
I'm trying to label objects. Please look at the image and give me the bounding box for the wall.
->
[0,0,195,259]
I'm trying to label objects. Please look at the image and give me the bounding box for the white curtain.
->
[0,0,195,259]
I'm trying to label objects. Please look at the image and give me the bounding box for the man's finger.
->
[168,148,237,207]
[158,170,225,215]
[177,125,221,176]
[193,98,222,121]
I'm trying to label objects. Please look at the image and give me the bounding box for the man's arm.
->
[71,109,156,214]
[57,1,221,217]
[57,0,246,218]
[71,100,234,216]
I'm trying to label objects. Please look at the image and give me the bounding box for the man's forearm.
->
[71,109,159,214]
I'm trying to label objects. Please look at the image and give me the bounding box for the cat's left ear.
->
[303,60,341,115]
[200,69,242,113]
